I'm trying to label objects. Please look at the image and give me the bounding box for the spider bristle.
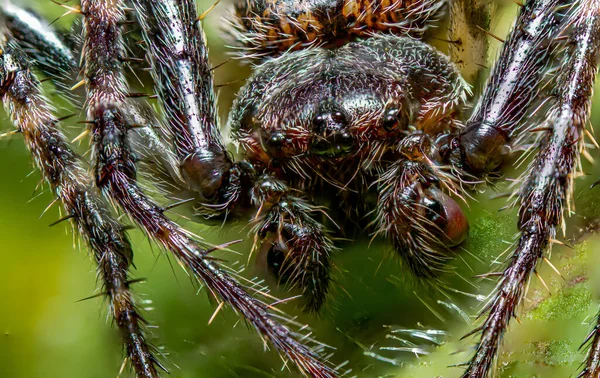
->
[197,0,222,21]
[474,24,506,43]
[48,213,76,227]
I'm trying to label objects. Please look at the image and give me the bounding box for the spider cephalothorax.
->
[2,0,600,377]
[228,35,471,280]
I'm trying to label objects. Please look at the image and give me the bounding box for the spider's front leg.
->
[78,0,337,376]
[447,0,567,175]
[449,1,600,376]
[130,0,253,208]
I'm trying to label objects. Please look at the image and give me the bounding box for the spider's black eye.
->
[236,105,259,131]
[312,108,348,134]
[381,108,401,131]
[267,132,285,148]
[262,130,294,158]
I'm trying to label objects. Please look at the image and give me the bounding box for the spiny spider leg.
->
[2,2,183,194]
[0,44,161,377]
[448,0,568,175]
[129,0,252,207]
[2,3,77,84]
[79,0,337,377]
[560,3,600,376]
[458,0,600,376]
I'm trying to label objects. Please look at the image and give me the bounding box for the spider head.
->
[230,76,416,168]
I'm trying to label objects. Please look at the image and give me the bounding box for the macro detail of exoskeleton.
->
[1,0,600,377]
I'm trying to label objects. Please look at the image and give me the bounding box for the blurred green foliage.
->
[2,1,600,377]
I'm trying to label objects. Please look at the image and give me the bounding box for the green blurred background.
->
[2,1,600,377]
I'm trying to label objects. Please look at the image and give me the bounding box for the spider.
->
[1,0,600,377]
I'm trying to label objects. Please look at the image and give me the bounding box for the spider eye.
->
[267,132,285,148]
[381,108,401,131]
[422,189,469,247]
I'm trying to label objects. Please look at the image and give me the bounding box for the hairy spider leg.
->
[0,41,162,377]
[456,1,600,377]
[2,3,77,84]
[448,0,568,175]
[129,0,255,207]
[79,0,338,377]
[2,3,185,199]
[250,175,335,312]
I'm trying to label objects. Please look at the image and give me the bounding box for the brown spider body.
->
[2,0,600,377]
[230,0,443,56]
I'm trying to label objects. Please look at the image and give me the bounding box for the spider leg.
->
[582,312,600,377]
[251,175,334,312]
[461,1,600,376]
[3,2,185,198]
[128,0,254,209]
[446,0,568,175]
[0,43,161,377]
[3,2,77,83]
[79,1,337,376]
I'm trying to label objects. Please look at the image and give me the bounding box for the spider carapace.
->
[1,0,600,377]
